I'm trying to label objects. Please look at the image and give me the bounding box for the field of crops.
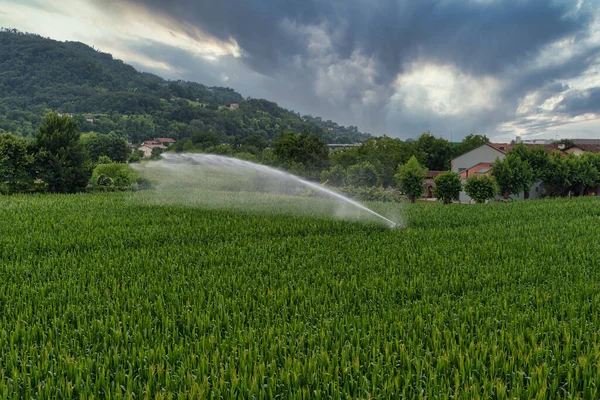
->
[0,193,599,398]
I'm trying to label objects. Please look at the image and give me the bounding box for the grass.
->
[0,193,599,398]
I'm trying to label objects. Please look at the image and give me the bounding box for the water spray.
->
[142,153,402,229]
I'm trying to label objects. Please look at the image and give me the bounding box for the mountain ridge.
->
[0,28,371,144]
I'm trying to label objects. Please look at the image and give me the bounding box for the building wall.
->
[453,145,505,202]
[453,144,547,202]
[452,145,505,173]
[139,146,152,158]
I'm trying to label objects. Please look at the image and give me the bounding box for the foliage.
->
[233,152,259,163]
[30,112,91,193]
[128,150,143,164]
[150,147,164,160]
[508,144,549,181]
[464,175,498,203]
[80,132,129,163]
[0,133,33,194]
[272,131,329,178]
[542,152,600,196]
[491,154,534,199]
[395,156,427,203]
[330,136,412,187]
[96,174,114,187]
[92,162,140,188]
[0,193,600,397]
[320,165,347,187]
[433,171,462,204]
[0,30,369,145]
[205,144,234,156]
[346,162,381,187]
[412,132,454,171]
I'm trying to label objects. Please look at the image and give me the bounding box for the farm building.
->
[451,143,545,202]
[138,141,167,158]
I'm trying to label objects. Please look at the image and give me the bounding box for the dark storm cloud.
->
[95,0,598,138]
[109,0,589,84]
[557,87,600,115]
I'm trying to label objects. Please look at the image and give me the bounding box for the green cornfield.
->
[1,193,599,398]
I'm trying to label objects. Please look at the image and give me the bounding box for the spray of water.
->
[134,153,402,228]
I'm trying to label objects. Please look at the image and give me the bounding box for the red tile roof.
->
[155,138,176,143]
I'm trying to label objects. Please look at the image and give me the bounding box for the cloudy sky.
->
[1,0,599,141]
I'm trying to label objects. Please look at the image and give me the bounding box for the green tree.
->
[0,133,33,194]
[80,132,129,163]
[464,175,498,204]
[541,151,572,196]
[31,113,91,193]
[509,144,549,182]
[272,131,329,177]
[395,156,427,203]
[92,163,140,188]
[320,165,347,187]
[412,132,454,171]
[491,154,534,199]
[454,134,490,157]
[150,147,164,160]
[433,171,462,204]
[346,162,380,187]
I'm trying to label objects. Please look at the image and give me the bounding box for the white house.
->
[451,143,545,202]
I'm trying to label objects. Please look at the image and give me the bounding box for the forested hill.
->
[0,29,371,143]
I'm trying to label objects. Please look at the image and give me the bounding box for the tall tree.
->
[31,113,91,193]
[0,133,32,194]
[464,175,498,204]
[412,132,454,171]
[433,172,462,204]
[395,156,427,203]
[491,154,534,199]
[80,132,129,163]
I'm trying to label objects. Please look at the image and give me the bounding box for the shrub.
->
[395,156,426,203]
[346,162,380,187]
[433,172,462,205]
[320,165,347,187]
[92,163,140,188]
[96,174,114,187]
[464,175,498,203]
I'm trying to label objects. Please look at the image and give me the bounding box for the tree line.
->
[391,146,600,204]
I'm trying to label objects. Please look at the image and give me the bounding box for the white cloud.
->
[392,64,501,116]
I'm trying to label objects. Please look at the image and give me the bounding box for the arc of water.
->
[160,153,399,228]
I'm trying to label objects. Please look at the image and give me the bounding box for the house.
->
[138,140,168,158]
[451,143,546,202]
[227,103,240,110]
[84,114,94,123]
[138,144,167,158]
[563,144,600,156]
[423,171,446,199]
[155,138,176,146]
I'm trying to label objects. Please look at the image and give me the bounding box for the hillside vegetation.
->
[0,29,370,144]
